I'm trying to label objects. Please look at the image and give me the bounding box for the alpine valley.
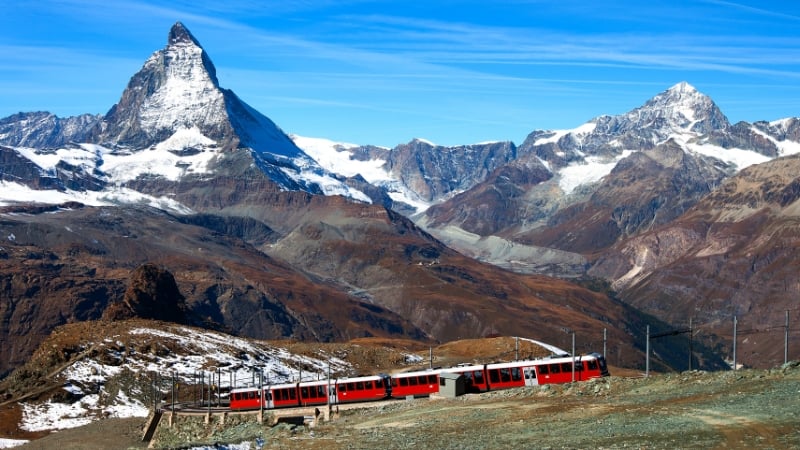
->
[1,21,799,393]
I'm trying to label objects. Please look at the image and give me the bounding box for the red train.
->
[230,352,609,411]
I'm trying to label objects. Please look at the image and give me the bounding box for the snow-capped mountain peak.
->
[98,22,229,149]
[633,81,729,135]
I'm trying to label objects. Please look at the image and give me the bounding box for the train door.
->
[523,367,538,386]
[264,388,274,409]
[328,382,337,405]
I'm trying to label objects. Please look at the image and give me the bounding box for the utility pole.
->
[786,310,790,365]
[171,371,175,412]
[603,328,607,360]
[688,318,693,371]
[571,332,576,383]
[259,371,263,420]
[733,316,738,371]
[645,325,650,378]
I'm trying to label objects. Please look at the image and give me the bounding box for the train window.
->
[538,365,549,375]
[439,377,446,386]
[428,375,437,384]
[301,387,309,398]
[409,377,418,386]
[317,386,326,397]
[289,389,296,400]
[399,378,408,386]
[280,390,288,401]
[392,379,398,387]
[550,364,560,374]
[511,367,521,381]
[339,384,347,392]
[587,360,598,371]
[489,369,500,383]
[417,376,427,384]
[562,363,572,372]
[233,393,240,401]
[356,382,364,391]
[473,371,483,384]
[365,381,373,390]
[375,379,383,388]
[575,362,584,371]
[249,391,255,399]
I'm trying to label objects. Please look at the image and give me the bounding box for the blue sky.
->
[2,1,800,147]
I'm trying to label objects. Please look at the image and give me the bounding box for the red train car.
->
[390,371,439,398]
[229,353,609,411]
[336,374,391,403]
[400,352,609,396]
[229,386,265,411]
[530,352,609,385]
[230,375,393,410]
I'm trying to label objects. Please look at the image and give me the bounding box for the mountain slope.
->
[589,153,800,366]
[0,202,427,378]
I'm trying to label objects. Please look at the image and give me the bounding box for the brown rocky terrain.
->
[3,164,720,380]
[590,153,800,368]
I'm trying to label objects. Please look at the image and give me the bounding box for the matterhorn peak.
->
[168,21,201,47]
[92,22,303,159]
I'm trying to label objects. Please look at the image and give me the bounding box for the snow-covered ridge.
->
[290,134,432,211]
[18,325,353,433]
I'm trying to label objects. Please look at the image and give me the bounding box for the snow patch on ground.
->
[0,439,29,449]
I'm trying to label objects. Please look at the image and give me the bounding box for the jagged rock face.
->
[0,145,106,192]
[424,157,553,235]
[386,140,518,202]
[603,81,730,138]
[103,263,189,323]
[703,121,780,156]
[0,112,101,149]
